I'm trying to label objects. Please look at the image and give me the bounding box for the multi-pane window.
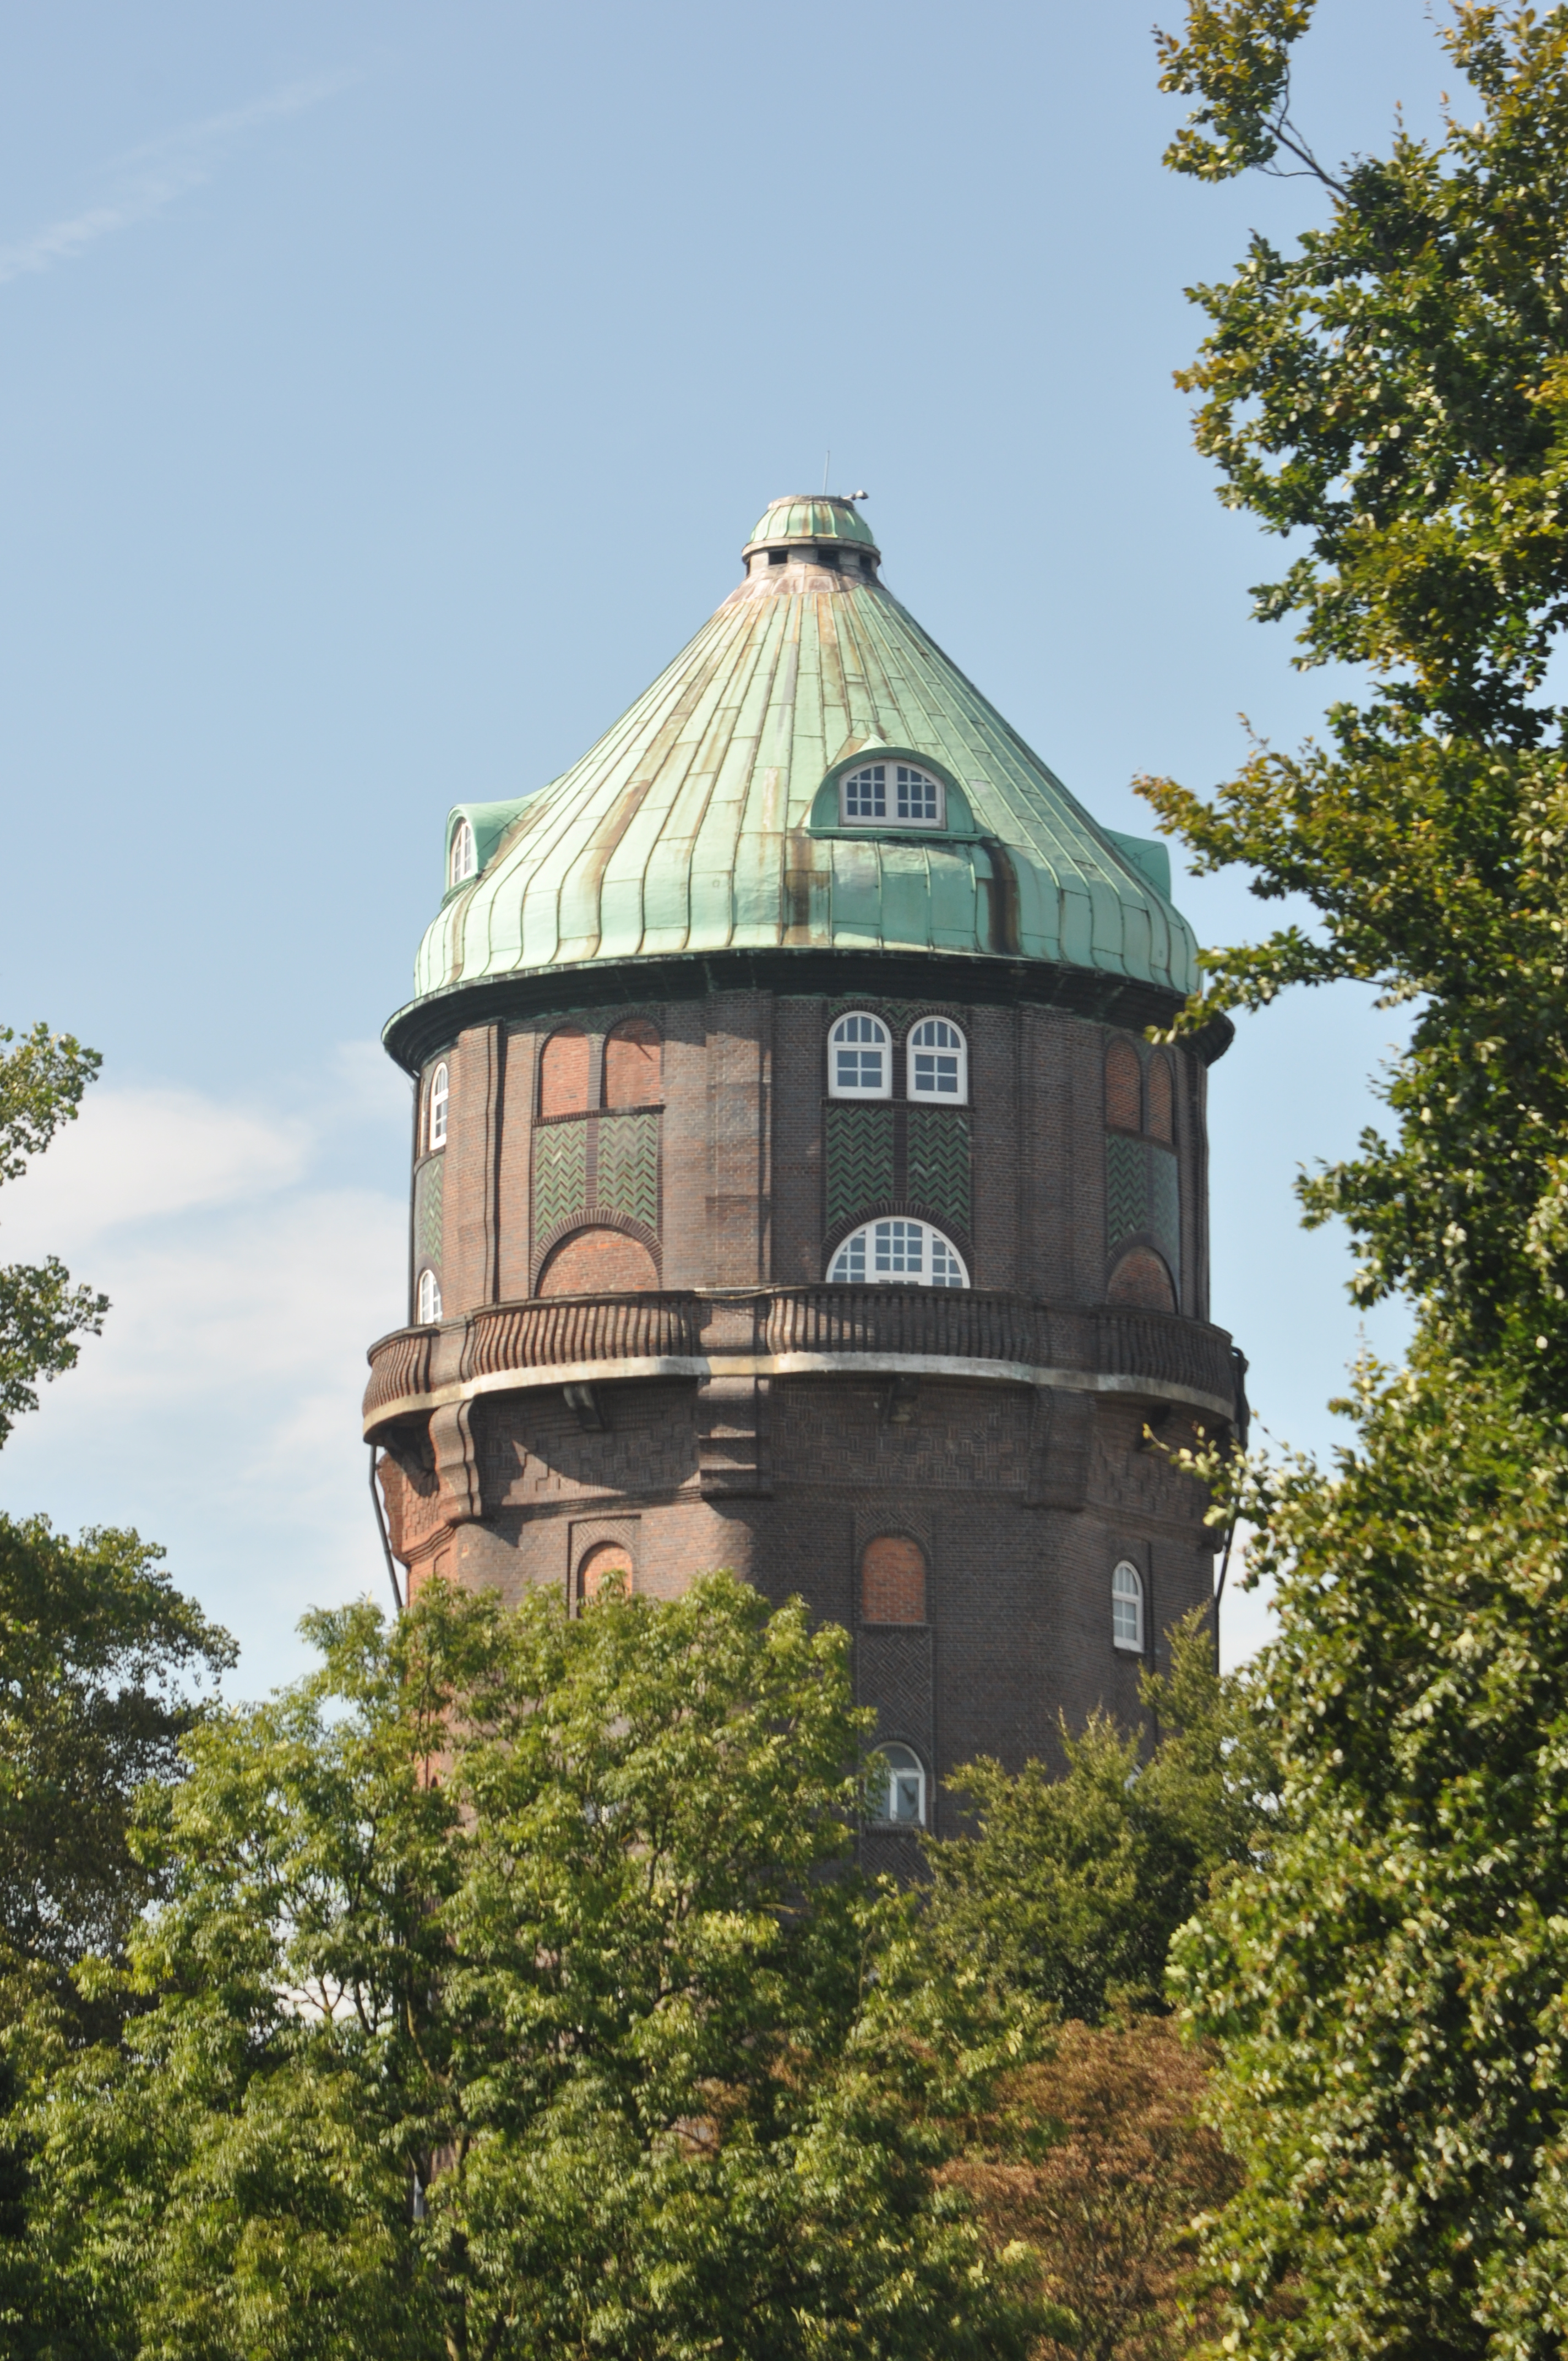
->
[869,1743,926,1826]
[829,1218,968,1288]
[449,817,477,886]
[839,761,944,828]
[428,1063,449,1151]
[417,1267,443,1324]
[907,1016,967,1100]
[1112,1560,1144,1652]
[829,1012,891,1098]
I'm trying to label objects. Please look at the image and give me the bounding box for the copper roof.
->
[397,497,1199,1025]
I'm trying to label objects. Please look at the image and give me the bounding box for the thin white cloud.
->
[0,72,356,288]
[0,1059,409,1691]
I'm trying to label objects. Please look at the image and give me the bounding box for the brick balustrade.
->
[364,1287,1239,1428]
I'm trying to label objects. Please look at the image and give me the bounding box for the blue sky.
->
[0,0,1449,1685]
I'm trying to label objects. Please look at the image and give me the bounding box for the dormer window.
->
[449,818,477,888]
[839,762,945,829]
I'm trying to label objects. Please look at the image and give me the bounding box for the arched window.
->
[829,1217,967,1287]
[449,817,477,887]
[538,1227,659,1296]
[1105,1036,1142,1131]
[540,1023,591,1117]
[428,1062,449,1151]
[603,1017,661,1108]
[1146,1051,1174,1143]
[907,1016,967,1101]
[1107,1246,1176,1314]
[829,1011,891,1098]
[839,761,945,829]
[578,1540,633,1602]
[1112,1560,1144,1652]
[861,1535,926,1624]
[417,1267,443,1324]
[868,1743,927,1827]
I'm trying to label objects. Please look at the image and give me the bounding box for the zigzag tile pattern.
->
[826,1102,896,1228]
[1106,1133,1148,1256]
[906,1108,971,1232]
[597,1111,659,1230]
[1106,1133,1182,1286]
[1148,1146,1180,1281]
[533,1120,589,1247]
[415,1157,444,1261]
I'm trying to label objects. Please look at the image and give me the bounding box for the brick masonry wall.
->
[390,981,1223,1819]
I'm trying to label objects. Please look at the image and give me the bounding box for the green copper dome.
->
[396,499,1199,1036]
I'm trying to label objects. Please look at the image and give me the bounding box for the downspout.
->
[369,1442,404,1614]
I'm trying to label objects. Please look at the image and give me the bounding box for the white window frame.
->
[417,1267,443,1325]
[869,1742,927,1827]
[828,1217,968,1289]
[449,817,477,887]
[907,1016,968,1103]
[828,1011,892,1100]
[1112,1559,1145,1653]
[838,760,946,830]
[428,1062,449,1151]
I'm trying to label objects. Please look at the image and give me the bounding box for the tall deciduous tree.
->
[1145,6,1568,2351]
[19,1573,1039,2361]
[1146,3,1568,1401]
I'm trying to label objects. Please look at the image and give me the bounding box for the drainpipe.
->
[368,1443,404,1614]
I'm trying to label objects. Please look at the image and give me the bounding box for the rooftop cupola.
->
[741,494,881,579]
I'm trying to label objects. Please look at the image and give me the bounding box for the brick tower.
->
[366,494,1242,1854]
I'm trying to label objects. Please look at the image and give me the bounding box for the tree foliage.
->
[1141,3,1568,1400]
[0,1022,107,1445]
[917,1609,1271,2025]
[1172,1354,1568,2355]
[943,2019,1241,2361]
[10,1573,1039,2361]
[0,1515,233,1978]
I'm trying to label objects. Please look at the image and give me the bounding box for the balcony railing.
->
[365,1285,1239,1428]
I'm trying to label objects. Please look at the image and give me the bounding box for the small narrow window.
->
[907,1016,967,1101]
[417,1267,443,1325]
[449,818,477,887]
[428,1063,449,1151]
[829,1218,968,1288]
[1112,1560,1144,1652]
[869,1743,926,1827]
[829,1011,891,1098]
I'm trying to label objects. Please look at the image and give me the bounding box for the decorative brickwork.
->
[603,1019,661,1108]
[1106,1035,1142,1131]
[533,1120,589,1239]
[825,1100,895,1227]
[1146,1050,1174,1143]
[596,1110,659,1229]
[905,1106,972,1232]
[578,1538,634,1598]
[413,1156,444,1262]
[540,1024,590,1116]
[1107,1245,1177,1313]
[1106,1132,1181,1291]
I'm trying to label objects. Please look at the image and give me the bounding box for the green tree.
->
[0,1022,107,1444]
[21,1573,1038,2361]
[1170,1353,1568,2356]
[917,1607,1271,2025]
[1145,3,1568,1401]
[1139,9,1568,2349]
[0,1515,233,1978]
